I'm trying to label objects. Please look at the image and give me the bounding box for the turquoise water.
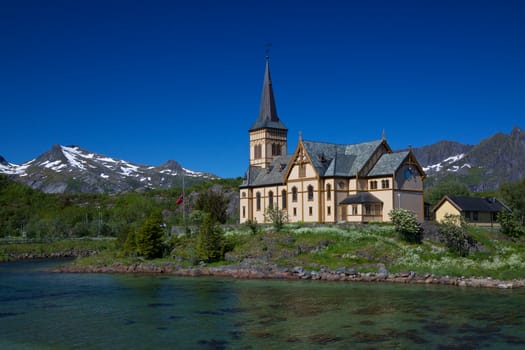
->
[1,260,525,349]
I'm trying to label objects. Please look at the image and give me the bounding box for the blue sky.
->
[1,0,523,178]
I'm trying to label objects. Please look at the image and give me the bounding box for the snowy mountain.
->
[413,126,525,191]
[0,145,218,193]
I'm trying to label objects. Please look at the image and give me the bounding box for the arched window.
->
[281,189,287,209]
[256,192,261,211]
[292,187,298,202]
[254,145,262,159]
[268,191,274,209]
[308,185,314,201]
[326,184,331,201]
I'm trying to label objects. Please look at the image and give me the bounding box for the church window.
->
[293,208,297,216]
[272,143,281,156]
[307,185,314,201]
[268,191,274,209]
[338,181,345,189]
[242,191,246,198]
[281,189,287,209]
[352,205,358,215]
[254,145,262,159]
[309,207,313,216]
[327,206,331,216]
[256,192,261,211]
[381,179,390,189]
[242,206,246,218]
[370,180,378,190]
[292,187,298,202]
[326,184,331,201]
[299,164,306,178]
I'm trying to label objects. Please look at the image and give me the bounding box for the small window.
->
[242,191,246,198]
[268,191,274,209]
[281,189,287,209]
[299,164,306,178]
[326,184,331,201]
[307,185,314,201]
[352,205,358,215]
[327,206,331,216]
[256,192,261,211]
[381,179,390,189]
[309,207,313,216]
[370,180,378,190]
[254,145,262,159]
[338,181,345,189]
[242,206,246,218]
[272,143,281,156]
[292,187,298,202]
[473,211,479,221]
[464,211,471,220]
[293,208,297,216]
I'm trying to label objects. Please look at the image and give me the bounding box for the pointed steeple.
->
[249,56,287,131]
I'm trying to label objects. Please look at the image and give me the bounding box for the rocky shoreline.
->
[6,250,99,260]
[55,261,525,289]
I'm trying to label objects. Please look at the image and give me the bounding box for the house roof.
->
[240,155,292,188]
[368,151,409,176]
[340,192,382,204]
[249,57,287,132]
[302,139,384,177]
[434,196,510,213]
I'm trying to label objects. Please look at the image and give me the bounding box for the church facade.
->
[239,59,426,224]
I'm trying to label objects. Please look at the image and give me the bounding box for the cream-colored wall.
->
[435,201,461,222]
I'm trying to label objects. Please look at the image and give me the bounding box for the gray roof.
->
[445,196,510,213]
[240,155,292,187]
[368,151,409,176]
[249,58,287,132]
[340,192,382,204]
[303,139,384,177]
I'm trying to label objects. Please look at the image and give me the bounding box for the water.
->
[1,260,525,349]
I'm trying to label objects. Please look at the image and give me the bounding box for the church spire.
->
[249,56,287,132]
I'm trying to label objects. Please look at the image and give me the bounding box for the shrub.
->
[264,207,288,232]
[388,209,422,243]
[498,210,524,238]
[243,219,258,235]
[438,214,476,257]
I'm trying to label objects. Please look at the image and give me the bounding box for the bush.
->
[264,207,288,232]
[438,214,476,257]
[388,209,422,243]
[196,213,224,263]
[243,219,258,235]
[136,212,164,259]
[498,210,524,238]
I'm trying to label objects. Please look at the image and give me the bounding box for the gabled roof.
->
[249,58,287,132]
[434,196,510,213]
[240,155,292,188]
[368,151,409,176]
[340,192,382,204]
[302,139,384,177]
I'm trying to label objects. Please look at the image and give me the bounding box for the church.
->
[240,58,426,224]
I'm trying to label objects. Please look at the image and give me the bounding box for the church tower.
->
[249,56,288,168]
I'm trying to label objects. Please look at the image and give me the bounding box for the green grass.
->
[4,225,525,281]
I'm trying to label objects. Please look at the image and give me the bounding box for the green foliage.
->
[243,219,259,235]
[135,212,165,259]
[499,179,525,226]
[196,214,224,263]
[424,178,470,206]
[264,207,288,232]
[194,189,229,224]
[388,209,422,243]
[438,214,476,256]
[498,210,524,238]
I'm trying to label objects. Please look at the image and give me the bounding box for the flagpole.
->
[182,169,186,230]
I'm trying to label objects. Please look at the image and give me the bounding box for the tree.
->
[499,179,525,227]
[194,189,229,224]
[389,209,423,243]
[196,213,224,263]
[136,212,164,259]
[498,210,524,238]
[425,179,470,206]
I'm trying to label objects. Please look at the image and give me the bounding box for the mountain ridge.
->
[413,126,524,191]
[0,144,218,193]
